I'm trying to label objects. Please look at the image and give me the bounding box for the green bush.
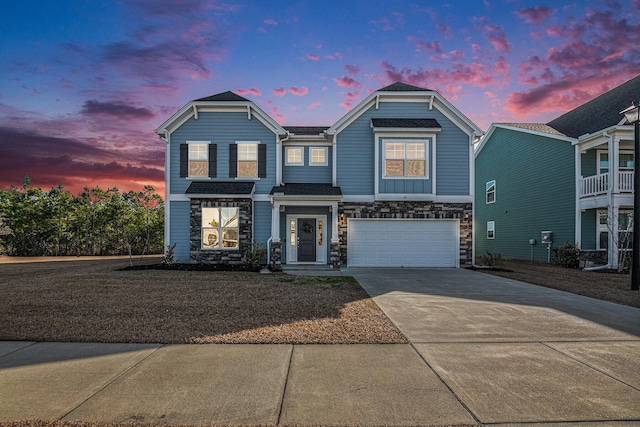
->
[161,243,177,266]
[246,242,267,270]
[552,242,580,268]
[479,250,503,267]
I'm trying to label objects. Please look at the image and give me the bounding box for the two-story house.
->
[475,74,640,268]
[156,82,483,269]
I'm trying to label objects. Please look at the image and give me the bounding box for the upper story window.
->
[310,147,328,166]
[486,180,496,204]
[180,141,216,178]
[238,143,258,177]
[286,147,303,166]
[384,141,426,178]
[188,143,208,177]
[598,151,634,174]
[202,207,239,249]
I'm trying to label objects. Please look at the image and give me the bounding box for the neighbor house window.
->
[487,221,495,239]
[486,180,496,204]
[598,151,634,174]
[310,147,328,166]
[188,143,208,177]
[238,143,258,177]
[202,207,239,249]
[598,209,633,250]
[286,147,303,166]
[384,141,427,177]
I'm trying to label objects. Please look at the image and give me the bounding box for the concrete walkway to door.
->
[343,267,640,424]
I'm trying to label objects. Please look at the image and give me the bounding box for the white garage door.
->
[347,219,459,267]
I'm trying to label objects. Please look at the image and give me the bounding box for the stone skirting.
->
[337,201,473,266]
[269,241,282,271]
[580,250,608,266]
[190,198,252,264]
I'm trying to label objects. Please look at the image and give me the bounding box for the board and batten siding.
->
[169,111,278,195]
[475,127,575,261]
[169,201,191,263]
[336,101,470,196]
[282,146,333,183]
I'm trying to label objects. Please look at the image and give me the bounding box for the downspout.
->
[279,131,290,186]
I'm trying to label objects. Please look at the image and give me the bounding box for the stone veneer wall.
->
[337,201,473,266]
[190,198,253,264]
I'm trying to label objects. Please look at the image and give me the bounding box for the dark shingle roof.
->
[498,123,566,136]
[284,126,330,135]
[547,74,640,138]
[378,82,431,92]
[371,118,441,129]
[195,91,250,102]
[269,183,342,197]
[185,181,255,195]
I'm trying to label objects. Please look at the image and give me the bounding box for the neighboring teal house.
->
[156,82,483,269]
[475,74,640,267]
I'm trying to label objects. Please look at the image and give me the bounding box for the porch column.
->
[271,201,281,243]
[610,134,619,193]
[575,145,582,247]
[331,201,339,243]
[610,205,619,269]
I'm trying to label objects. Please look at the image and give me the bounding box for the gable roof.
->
[195,91,250,102]
[498,123,566,136]
[378,82,432,92]
[547,74,640,138]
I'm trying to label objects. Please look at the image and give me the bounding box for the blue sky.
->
[1,0,639,194]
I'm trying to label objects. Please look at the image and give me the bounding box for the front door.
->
[298,218,316,262]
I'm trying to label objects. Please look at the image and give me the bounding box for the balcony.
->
[580,171,634,198]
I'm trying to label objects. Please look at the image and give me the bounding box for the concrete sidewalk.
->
[1,268,640,426]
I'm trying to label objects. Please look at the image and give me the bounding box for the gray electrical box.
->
[541,231,552,244]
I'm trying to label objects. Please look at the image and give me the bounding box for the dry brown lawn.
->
[0,258,407,344]
[474,258,640,308]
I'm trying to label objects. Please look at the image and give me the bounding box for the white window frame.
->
[597,209,633,250]
[237,142,258,178]
[382,140,428,179]
[487,221,495,239]
[309,147,328,166]
[486,180,496,204]
[285,147,304,166]
[201,207,239,250]
[187,141,210,178]
[597,150,634,175]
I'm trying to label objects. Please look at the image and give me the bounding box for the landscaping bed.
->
[473,258,640,309]
[0,258,407,344]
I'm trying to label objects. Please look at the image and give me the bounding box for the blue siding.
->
[170,112,277,195]
[282,146,332,183]
[581,209,597,250]
[582,149,597,176]
[253,201,272,248]
[475,127,575,261]
[169,201,191,263]
[337,101,470,196]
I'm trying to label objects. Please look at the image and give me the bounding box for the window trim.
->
[597,209,633,251]
[285,147,304,166]
[382,139,429,180]
[597,149,635,175]
[486,180,496,204]
[487,221,495,239]
[236,141,259,178]
[201,207,239,250]
[186,140,210,178]
[309,147,328,166]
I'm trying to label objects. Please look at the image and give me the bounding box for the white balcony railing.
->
[580,171,634,198]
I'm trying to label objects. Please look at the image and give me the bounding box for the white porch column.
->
[331,201,339,243]
[610,205,619,268]
[610,134,619,193]
[575,145,582,247]
[271,201,281,243]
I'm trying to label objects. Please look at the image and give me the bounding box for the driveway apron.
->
[347,267,640,424]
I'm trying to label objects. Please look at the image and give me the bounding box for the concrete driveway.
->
[345,267,640,424]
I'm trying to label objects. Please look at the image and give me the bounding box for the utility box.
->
[541,231,552,244]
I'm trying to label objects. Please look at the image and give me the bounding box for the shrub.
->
[553,242,580,268]
[246,242,267,270]
[161,243,177,266]
[479,250,503,267]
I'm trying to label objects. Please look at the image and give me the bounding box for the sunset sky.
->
[1,0,639,196]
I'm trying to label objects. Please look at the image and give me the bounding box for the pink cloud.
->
[516,6,555,23]
[272,87,286,97]
[408,36,444,54]
[289,86,309,96]
[345,64,361,76]
[307,101,321,109]
[264,18,277,26]
[339,89,363,110]
[335,52,343,60]
[333,76,361,88]
[236,88,262,97]
[307,54,319,61]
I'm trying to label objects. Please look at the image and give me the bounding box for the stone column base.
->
[269,241,282,271]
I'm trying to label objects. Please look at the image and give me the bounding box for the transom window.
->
[384,141,426,177]
[202,207,239,249]
[286,147,303,165]
[487,221,495,239]
[486,180,496,204]
[188,143,208,177]
[310,147,328,166]
[598,151,634,174]
[238,143,258,177]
